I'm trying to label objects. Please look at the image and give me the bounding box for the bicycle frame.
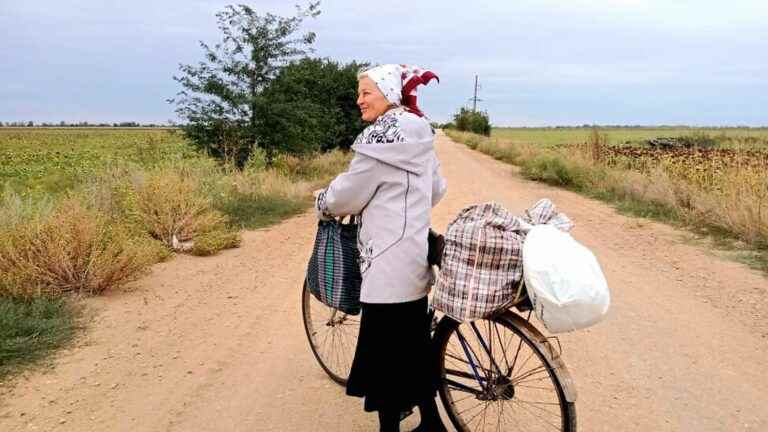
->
[443,321,505,396]
[436,307,547,400]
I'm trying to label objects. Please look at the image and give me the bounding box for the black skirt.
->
[346,295,441,413]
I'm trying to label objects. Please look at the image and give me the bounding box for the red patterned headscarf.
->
[361,64,439,117]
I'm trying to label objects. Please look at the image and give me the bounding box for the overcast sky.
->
[1,0,766,126]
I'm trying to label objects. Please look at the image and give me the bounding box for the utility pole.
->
[469,75,483,112]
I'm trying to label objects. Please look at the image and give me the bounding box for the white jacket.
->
[316,107,447,303]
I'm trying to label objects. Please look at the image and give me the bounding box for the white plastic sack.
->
[523,225,610,334]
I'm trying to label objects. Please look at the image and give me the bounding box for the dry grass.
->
[133,170,238,251]
[0,197,159,297]
[0,149,352,298]
[446,129,768,270]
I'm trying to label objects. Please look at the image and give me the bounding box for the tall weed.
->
[447,129,768,264]
[0,197,159,297]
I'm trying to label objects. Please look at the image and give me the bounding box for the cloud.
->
[1,0,766,125]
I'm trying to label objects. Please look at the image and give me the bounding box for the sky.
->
[1,0,766,126]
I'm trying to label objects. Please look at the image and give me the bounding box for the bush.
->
[0,197,159,297]
[520,153,580,187]
[131,169,240,253]
[0,296,78,380]
[453,108,491,136]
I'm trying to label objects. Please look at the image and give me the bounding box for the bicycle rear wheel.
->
[434,311,577,432]
[301,279,360,385]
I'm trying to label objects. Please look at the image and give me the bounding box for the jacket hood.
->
[351,109,434,175]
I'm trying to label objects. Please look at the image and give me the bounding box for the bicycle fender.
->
[500,311,578,403]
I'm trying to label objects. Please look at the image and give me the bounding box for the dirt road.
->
[2,132,767,431]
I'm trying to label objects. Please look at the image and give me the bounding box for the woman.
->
[315,64,448,432]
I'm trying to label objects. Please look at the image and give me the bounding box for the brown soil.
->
[2,132,767,431]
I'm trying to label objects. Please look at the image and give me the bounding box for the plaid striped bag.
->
[306,219,362,315]
[432,199,573,322]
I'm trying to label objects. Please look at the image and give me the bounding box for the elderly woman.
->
[315,64,448,432]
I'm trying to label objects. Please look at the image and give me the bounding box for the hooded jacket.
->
[316,107,447,303]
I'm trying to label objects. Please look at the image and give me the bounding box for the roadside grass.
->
[0,129,352,380]
[0,296,81,383]
[446,129,768,275]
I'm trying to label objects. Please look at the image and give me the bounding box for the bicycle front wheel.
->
[301,280,361,385]
[434,311,577,432]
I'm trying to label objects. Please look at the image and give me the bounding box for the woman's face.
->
[357,77,391,122]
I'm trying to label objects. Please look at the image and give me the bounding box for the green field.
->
[0,128,195,197]
[491,127,768,148]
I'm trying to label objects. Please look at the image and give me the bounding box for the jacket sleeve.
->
[431,156,447,207]
[315,152,381,220]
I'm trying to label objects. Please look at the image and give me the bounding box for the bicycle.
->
[302,247,578,431]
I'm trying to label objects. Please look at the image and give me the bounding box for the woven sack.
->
[432,199,573,322]
[306,219,362,315]
[432,202,523,321]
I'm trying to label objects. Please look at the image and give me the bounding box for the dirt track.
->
[2,132,767,431]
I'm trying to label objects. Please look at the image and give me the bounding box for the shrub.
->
[0,296,78,380]
[453,108,491,136]
[520,153,586,187]
[0,197,158,297]
[131,169,240,253]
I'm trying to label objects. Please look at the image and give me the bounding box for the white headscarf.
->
[361,64,439,117]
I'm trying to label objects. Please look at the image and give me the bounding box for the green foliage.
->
[190,229,242,256]
[0,129,195,198]
[258,58,367,154]
[169,3,321,166]
[219,191,307,229]
[520,153,586,187]
[676,132,719,148]
[453,108,491,136]
[0,296,78,381]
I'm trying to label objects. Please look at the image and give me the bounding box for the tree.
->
[169,3,320,166]
[454,108,491,136]
[258,58,367,154]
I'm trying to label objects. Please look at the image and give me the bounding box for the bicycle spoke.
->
[515,374,558,386]
[493,321,512,375]
[478,398,490,431]
[460,401,489,425]
[515,383,556,391]
[512,364,548,384]
[453,393,477,404]
[507,331,526,378]
[446,378,483,395]
[512,399,560,428]
[457,400,487,416]
[496,400,504,432]
[303,286,360,384]
[509,348,536,378]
